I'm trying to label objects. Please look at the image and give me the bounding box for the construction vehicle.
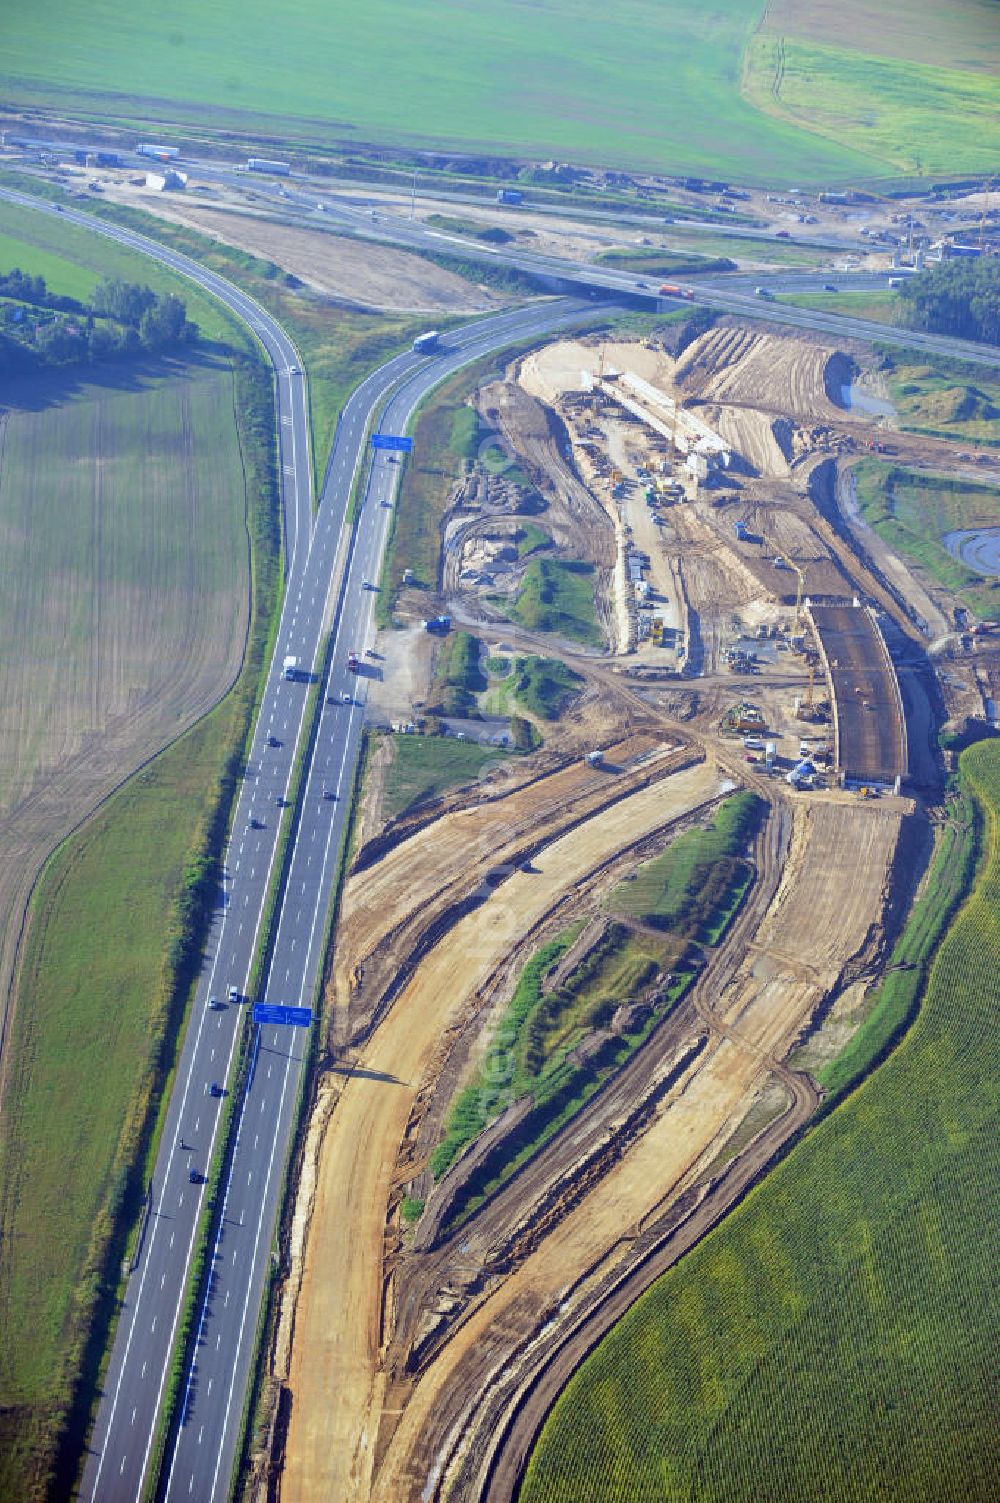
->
[423,614,451,634]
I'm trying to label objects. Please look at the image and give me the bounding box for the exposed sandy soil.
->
[103,185,503,312]
[674,325,843,422]
[280,759,723,1503]
[332,735,682,1037]
[519,338,676,410]
[366,799,902,1502]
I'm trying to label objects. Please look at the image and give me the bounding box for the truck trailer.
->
[281,655,299,680]
[659,283,694,299]
[136,143,180,161]
[412,330,441,354]
[496,188,523,205]
[247,157,291,175]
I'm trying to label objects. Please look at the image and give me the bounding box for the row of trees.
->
[0,273,197,373]
[897,257,1000,345]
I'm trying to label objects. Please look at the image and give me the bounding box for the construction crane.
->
[761,533,806,628]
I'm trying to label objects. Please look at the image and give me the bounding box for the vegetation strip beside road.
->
[523,745,997,1503]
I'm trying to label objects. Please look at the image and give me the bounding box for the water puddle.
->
[943,528,1000,577]
[839,382,897,418]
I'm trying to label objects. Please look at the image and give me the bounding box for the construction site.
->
[251,318,996,1503]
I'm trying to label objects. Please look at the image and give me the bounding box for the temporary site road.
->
[0,186,602,1503]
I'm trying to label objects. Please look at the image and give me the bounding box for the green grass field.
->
[883,355,1000,448]
[522,742,1000,1503]
[380,735,500,821]
[1,2,910,184]
[851,460,1000,618]
[507,560,602,647]
[0,197,239,344]
[777,288,901,326]
[744,35,1000,177]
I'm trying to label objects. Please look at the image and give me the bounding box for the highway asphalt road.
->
[0,185,600,1502]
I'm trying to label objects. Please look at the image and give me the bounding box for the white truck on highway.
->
[281,654,299,680]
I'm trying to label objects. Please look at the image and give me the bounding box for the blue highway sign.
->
[371,434,413,452]
[252,1003,313,1027]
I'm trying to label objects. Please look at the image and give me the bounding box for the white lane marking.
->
[131,1407,137,1426]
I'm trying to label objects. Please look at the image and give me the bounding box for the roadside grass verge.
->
[0,355,279,1503]
[850,459,1000,618]
[880,352,1000,448]
[506,558,602,646]
[595,248,735,277]
[429,793,762,1221]
[777,288,900,325]
[380,735,501,820]
[426,214,513,245]
[522,745,999,1503]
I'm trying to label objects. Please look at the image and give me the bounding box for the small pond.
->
[943,528,1000,577]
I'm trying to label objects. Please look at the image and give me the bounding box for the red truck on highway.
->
[659,283,694,298]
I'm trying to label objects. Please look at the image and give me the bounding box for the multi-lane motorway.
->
[0,185,601,1501]
[3,164,999,1502]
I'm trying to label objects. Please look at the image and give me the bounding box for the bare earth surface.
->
[105,186,504,312]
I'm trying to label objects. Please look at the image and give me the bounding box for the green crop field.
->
[523,742,1000,1503]
[0,1,952,185]
[744,37,1000,177]
[0,353,264,1502]
[0,704,252,1503]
